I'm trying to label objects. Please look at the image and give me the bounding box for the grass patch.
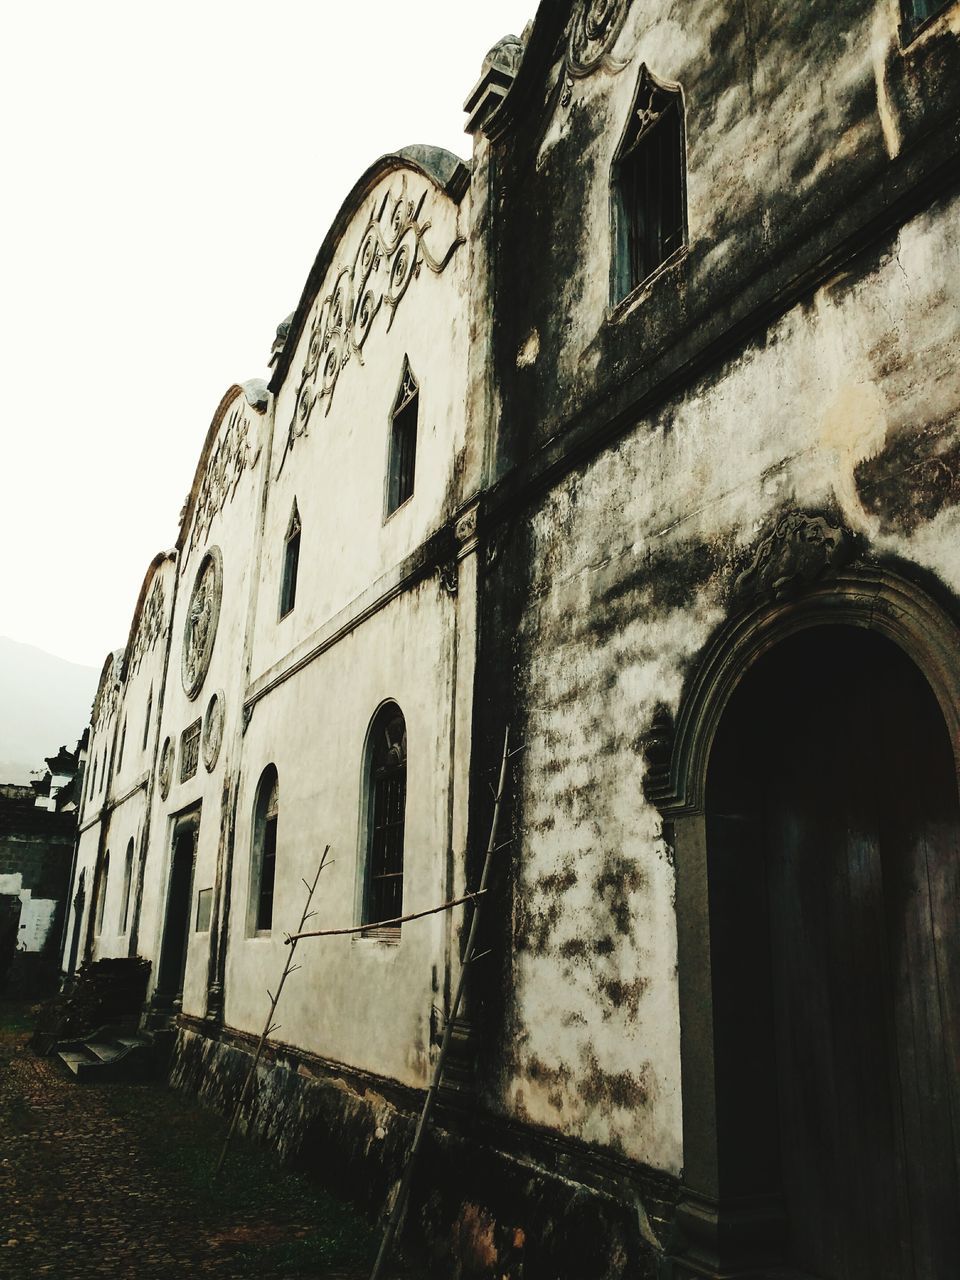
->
[0,1000,36,1034]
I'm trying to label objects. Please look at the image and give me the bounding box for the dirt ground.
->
[0,1005,417,1279]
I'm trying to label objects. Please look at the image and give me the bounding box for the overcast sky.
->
[0,1,533,670]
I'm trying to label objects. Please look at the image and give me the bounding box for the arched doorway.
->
[705,626,959,1278]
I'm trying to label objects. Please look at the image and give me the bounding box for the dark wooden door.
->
[709,628,960,1279]
[156,827,196,1000]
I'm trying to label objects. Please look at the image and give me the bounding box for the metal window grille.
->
[903,0,949,29]
[180,719,201,782]
[387,365,418,514]
[256,814,278,930]
[364,708,407,936]
[619,101,683,295]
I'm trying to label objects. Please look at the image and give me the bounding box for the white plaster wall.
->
[503,190,960,1176]
[0,873,57,953]
[252,168,471,686]
[89,792,145,960]
[138,391,269,1015]
[225,577,459,1089]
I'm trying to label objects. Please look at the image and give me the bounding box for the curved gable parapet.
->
[177,382,267,559]
[268,147,470,402]
[91,649,124,729]
[120,551,176,683]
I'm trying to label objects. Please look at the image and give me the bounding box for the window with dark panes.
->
[252,766,279,932]
[95,851,110,935]
[613,68,685,301]
[143,686,153,750]
[386,360,418,515]
[279,501,301,619]
[120,838,134,933]
[363,704,407,936]
[903,0,950,31]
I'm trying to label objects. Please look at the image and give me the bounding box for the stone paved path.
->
[0,1018,411,1279]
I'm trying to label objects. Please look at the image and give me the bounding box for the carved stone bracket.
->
[437,561,459,597]
[279,177,464,475]
[454,504,479,558]
[734,511,856,603]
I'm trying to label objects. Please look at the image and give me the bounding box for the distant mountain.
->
[0,637,99,783]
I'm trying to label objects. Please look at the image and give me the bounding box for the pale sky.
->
[0,1,533,669]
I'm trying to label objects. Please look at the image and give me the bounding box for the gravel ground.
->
[0,1010,414,1279]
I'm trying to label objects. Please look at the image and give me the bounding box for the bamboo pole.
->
[369,725,518,1280]
[214,844,331,1177]
[285,889,486,943]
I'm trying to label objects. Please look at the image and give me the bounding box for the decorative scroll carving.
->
[437,561,459,597]
[279,178,464,474]
[455,506,478,546]
[130,580,166,675]
[189,406,260,555]
[159,737,173,801]
[182,548,223,700]
[735,512,856,602]
[562,0,630,106]
[202,690,224,772]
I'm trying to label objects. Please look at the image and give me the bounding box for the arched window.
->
[142,686,153,750]
[120,838,135,934]
[118,717,127,771]
[250,766,279,932]
[95,851,110,935]
[385,359,418,516]
[612,66,686,302]
[279,500,301,619]
[362,703,407,936]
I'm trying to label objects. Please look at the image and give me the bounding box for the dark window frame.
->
[120,837,135,934]
[611,65,687,306]
[385,360,419,518]
[361,703,407,939]
[143,686,153,751]
[95,851,110,936]
[251,766,279,934]
[901,0,952,38]
[279,501,301,619]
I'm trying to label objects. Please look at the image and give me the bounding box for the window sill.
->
[382,494,413,527]
[355,926,401,945]
[605,246,688,326]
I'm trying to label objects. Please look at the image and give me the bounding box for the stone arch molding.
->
[645,509,960,818]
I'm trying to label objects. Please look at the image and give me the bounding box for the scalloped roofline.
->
[268,145,470,396]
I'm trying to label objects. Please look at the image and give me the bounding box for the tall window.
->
[118,718,127,771]
[613,66,685,301]
[251,766,279,932]
[95,851,110,935]
[902,0,950,31]
[362,703,407,936]
[386,359,418,516]
[279,501,301,619]
[120,838,135,934]
[143,686,153,751]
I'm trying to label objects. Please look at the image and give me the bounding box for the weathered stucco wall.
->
[489,181,960,1174]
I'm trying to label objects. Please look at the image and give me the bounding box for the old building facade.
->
[62,3,960,1277]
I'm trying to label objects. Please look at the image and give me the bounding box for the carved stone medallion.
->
[735,511,855,602]
[182,548,223,700]
[159,737,174,800]
[568,0,630,75]
[203,689,225,772]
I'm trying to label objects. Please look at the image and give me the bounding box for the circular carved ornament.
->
[159,737,174,800]
[568,0,629,76]
[182,547,223,700]
[203,689,225,772]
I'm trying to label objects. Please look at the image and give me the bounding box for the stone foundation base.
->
[171,1022,678,1280]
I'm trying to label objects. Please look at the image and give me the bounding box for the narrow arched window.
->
[118,718,127,771]
[95,851,110,935]
[279,501,301,619]
[385,360,418,516]
[120,838,135,934]
[251,766,279,932]
[613,66,686,301]
[143,686,153,751]
[362,703,407,936]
